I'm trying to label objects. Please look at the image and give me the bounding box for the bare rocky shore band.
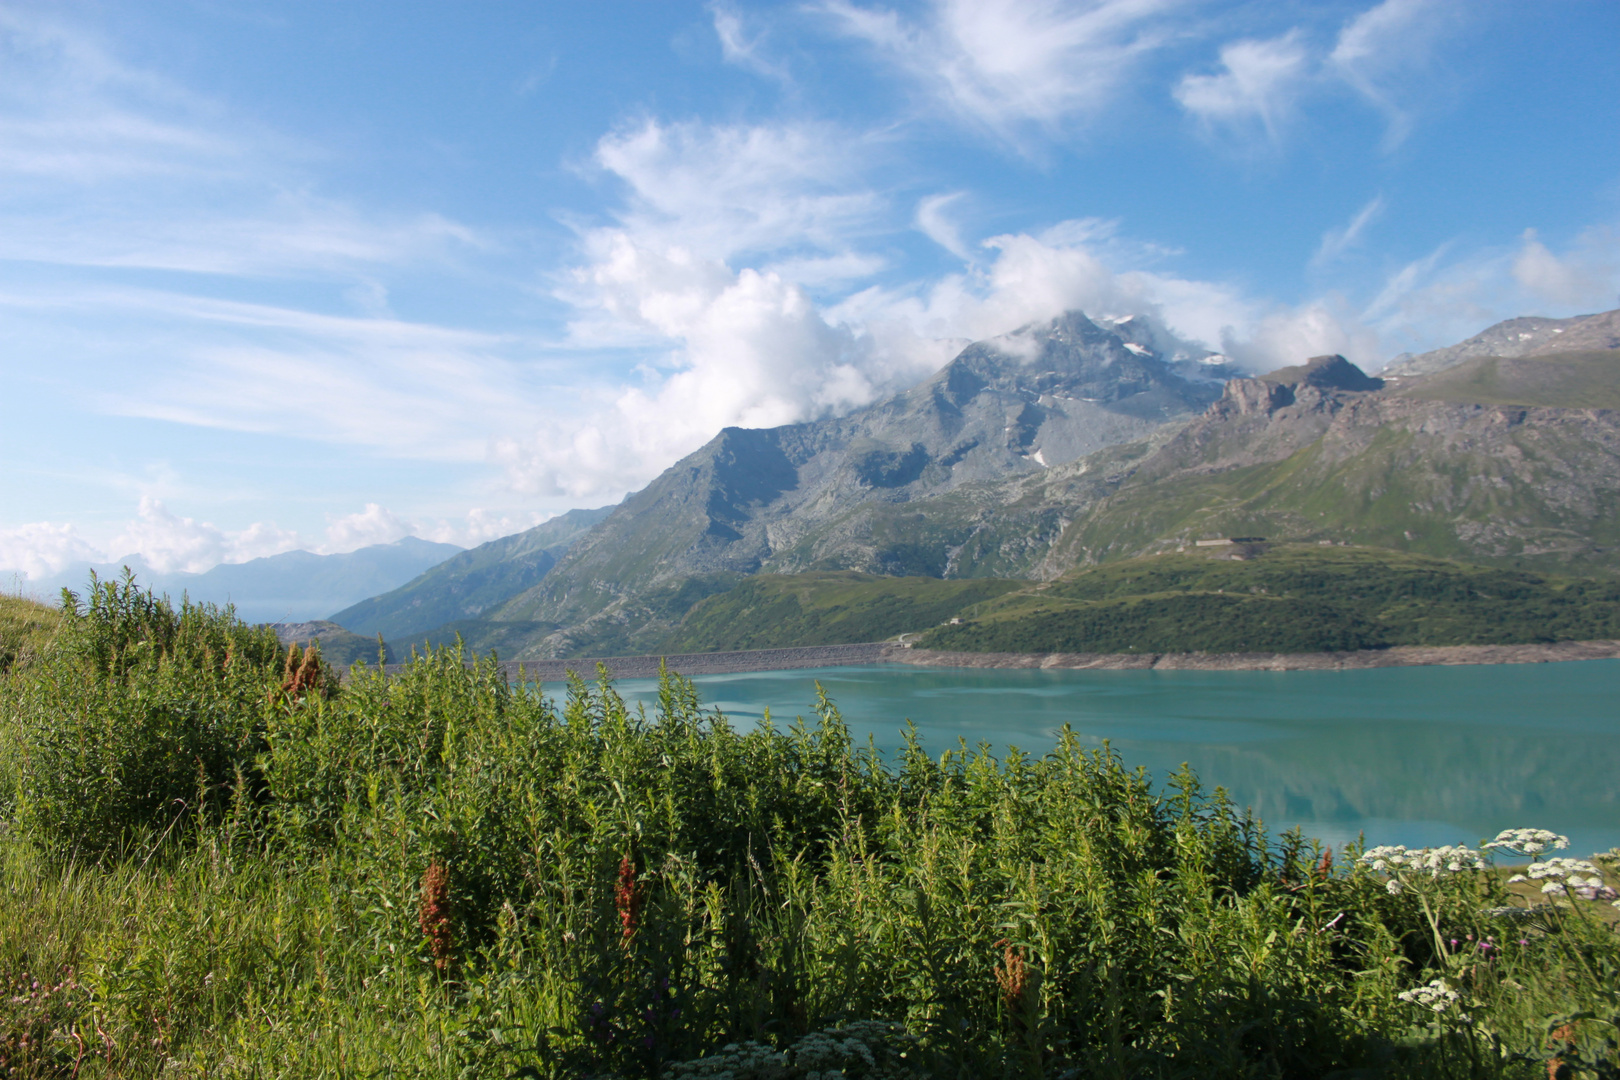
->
[381,638,1620,681]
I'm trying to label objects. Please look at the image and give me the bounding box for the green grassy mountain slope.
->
[919,545,1620,654]
[1393,350,1620,409]
[661,572,1025,652]
[329,505,611,640]
[1039,356,1620,575]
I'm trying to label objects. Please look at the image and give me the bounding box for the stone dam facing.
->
[377,638,1620,682]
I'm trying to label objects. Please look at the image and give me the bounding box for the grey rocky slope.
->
[475,312,1236,657]
[1381,306,1619,378]
[329,505,611,641]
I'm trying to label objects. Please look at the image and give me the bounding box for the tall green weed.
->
[0,579,1616,1077]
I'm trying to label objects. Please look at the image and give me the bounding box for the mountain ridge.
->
[480,311,1234,656]
[24,536,462,625]
[338,306,1620,661]
[1382,308,1620,378]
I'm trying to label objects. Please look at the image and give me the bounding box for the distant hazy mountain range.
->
[336,305,1620,661]
[24,537,462,624]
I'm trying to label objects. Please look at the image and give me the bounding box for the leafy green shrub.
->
[1,610,1617,1078]
[2,572,288,855]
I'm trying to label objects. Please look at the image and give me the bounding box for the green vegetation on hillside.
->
[274,619,392,666]
[1396,350,1620,409]
[1048,413,1620,573]
[663,572,1025,652]
[920,545,1620,654]
[0,592,60,674]
[3,582,1618,1077]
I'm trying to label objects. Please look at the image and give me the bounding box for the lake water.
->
[594,659,1620,858]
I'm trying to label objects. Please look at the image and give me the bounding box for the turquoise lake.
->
[591,659,1620,858]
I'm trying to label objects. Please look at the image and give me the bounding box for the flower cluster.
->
[1397,978,1466,1016]
[1509,857,1608,898]
[1363,845,1487,876]
[664,1022,919,1079]
[665,1040,791,1079]
[1483,828,1569,858]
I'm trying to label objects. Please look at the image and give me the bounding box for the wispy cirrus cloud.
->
[1329,0,1463,148]
[710,2,791,82]
[1312,196,1386,267]
[1174,0,1470,152]
[0,7,487,281]
[0,284,552,462]
[1174,31,1311,144]
[818,0,1189,144]
[1363,224,1620,360]
[588,118,884,266]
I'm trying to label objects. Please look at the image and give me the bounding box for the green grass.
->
[0,593,60,675]
[1396,350,1620,409]
[662,572,1026,651]
[919,544,1620,654]
[3,578,1618,1078]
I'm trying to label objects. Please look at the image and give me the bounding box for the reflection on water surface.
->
[571,660,1620,856]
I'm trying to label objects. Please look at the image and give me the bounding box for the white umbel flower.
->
[1526,857,1606,897]
[1397,978,1463,1014]
[1362,844,1486,876]
[1484,829,1569,858]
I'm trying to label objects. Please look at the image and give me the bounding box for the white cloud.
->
[591,118,881,265]
[0,521,100,582]
[0,286,543,462]
[1363,227,1620,362]
[421,509,550,548]
[916,192,971,259]
[0,9,485,280]
[0,499,552,581]
[502,236,900,496]
[1312,195,1385,266]
[1329,0,1459,148]
[711,3,790,81]
[525,195,1424,501]
[1220,300,1383,373]
[821,0,1186,142]
[322,504,414,552]
[1512,228,1620,309]
[108,497,301,574]
[1175,31,1311,143]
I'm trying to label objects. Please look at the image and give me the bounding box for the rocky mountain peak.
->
[1263,354,1384,392]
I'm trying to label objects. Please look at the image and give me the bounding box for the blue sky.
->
[2,0,1617,580]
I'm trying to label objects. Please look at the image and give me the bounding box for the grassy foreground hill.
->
[0,593,60,674]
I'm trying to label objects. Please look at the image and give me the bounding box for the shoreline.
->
[390,638,1620,681]
[889,639,1620,672]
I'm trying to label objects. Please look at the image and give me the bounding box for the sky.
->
[2,0,1617,581]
